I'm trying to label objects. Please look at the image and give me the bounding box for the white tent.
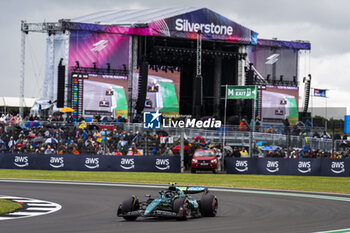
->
[0,97,36,107]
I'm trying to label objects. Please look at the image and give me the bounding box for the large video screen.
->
[137,68,180,116]
[261,86,299,125]
[248,46,298,82]
[71,74,128,119]
[83,76,128,117]
[69,31,129,69]
[68,31,130,119]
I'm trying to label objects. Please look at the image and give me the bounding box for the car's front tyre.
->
[120,195,139,221]
[199,194,218,217]
[173,198,189,220]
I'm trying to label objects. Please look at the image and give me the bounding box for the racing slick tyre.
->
[120,196,139,221]
[173,198,189,220]
[191,169,196,173]
[199,194,218,217]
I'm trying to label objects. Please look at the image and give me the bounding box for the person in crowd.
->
[92,115,98,123]
[72,146,80,155]
[239,118,247,131]
[112,149,123,156]
[0,114,6,124]
[66,114,74,123]
[31,113,40,121]
[47,115,53,122]
[232,147,240,157]
[322,131,331,139]
[240,148,249,157]
[78,115,85,122]
[44,145,55,154]
[267,126,274,134]
[162,144,174,156]
[126,147,134,156]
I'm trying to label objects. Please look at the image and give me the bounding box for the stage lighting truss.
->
[21,21,64,34]
[253,75,297,86]
[70,66,129,77]
[152,46,241,59]
[147,64,180,73]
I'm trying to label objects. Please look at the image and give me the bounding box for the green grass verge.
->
[0,199,22,215]
[1,169,350,194]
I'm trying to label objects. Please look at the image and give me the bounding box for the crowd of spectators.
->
[0,113,349,160]
[0,113,168,156]
[262,148,350,159]
[0,113,216,166]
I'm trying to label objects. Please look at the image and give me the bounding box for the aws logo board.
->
[266,161,279,173]
[85,158,99,169]
[120,158,135,170]
[155,159,170,170]
[14,156,29,168]
[235,160,248,172]
[50,157,64,168]
[331,161,345,174]
[297,161,311,173]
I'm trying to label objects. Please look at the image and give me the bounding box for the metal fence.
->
[0,120,339,157]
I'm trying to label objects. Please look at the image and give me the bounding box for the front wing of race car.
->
[117,207,185,218]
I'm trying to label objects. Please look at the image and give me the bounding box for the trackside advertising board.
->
[225,158,350,177]
[0,154,180,173]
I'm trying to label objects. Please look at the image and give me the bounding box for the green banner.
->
[158,82,179,113]
[226,85,257,99]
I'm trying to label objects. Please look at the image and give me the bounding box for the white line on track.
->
[27,203,56,207]
[0,195,62,221]
[26,207,57,211]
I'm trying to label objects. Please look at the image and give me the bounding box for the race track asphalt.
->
[1,180,350,233]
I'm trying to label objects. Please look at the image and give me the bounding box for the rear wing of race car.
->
[179,186,208,194]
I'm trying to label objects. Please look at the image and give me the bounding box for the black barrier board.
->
[225,158,350,177]
[225,158,258,174]
[257,158,288,175]
[320,159,350,177]
[0,154,181,173]
[287,159,321,176]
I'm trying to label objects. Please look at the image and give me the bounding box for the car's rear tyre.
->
[213,168,218,174]
[191,169,196,173]
[199,194,218,217]
[120,195,139,221]
[173,198,188,220]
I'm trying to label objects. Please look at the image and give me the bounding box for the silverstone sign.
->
[175,19,233,35]
[226,86,257,99]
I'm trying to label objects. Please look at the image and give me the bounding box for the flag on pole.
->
[314,89,326,97]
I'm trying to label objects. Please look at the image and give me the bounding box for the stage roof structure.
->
[71,7,202,26]
[66,7,258,44]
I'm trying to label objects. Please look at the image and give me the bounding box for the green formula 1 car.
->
[117,184,218,221]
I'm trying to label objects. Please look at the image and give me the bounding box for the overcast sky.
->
[1,0,349,114]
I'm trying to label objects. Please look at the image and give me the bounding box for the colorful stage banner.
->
[63,8,258,44]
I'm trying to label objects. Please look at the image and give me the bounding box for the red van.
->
[191,149,218,173]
